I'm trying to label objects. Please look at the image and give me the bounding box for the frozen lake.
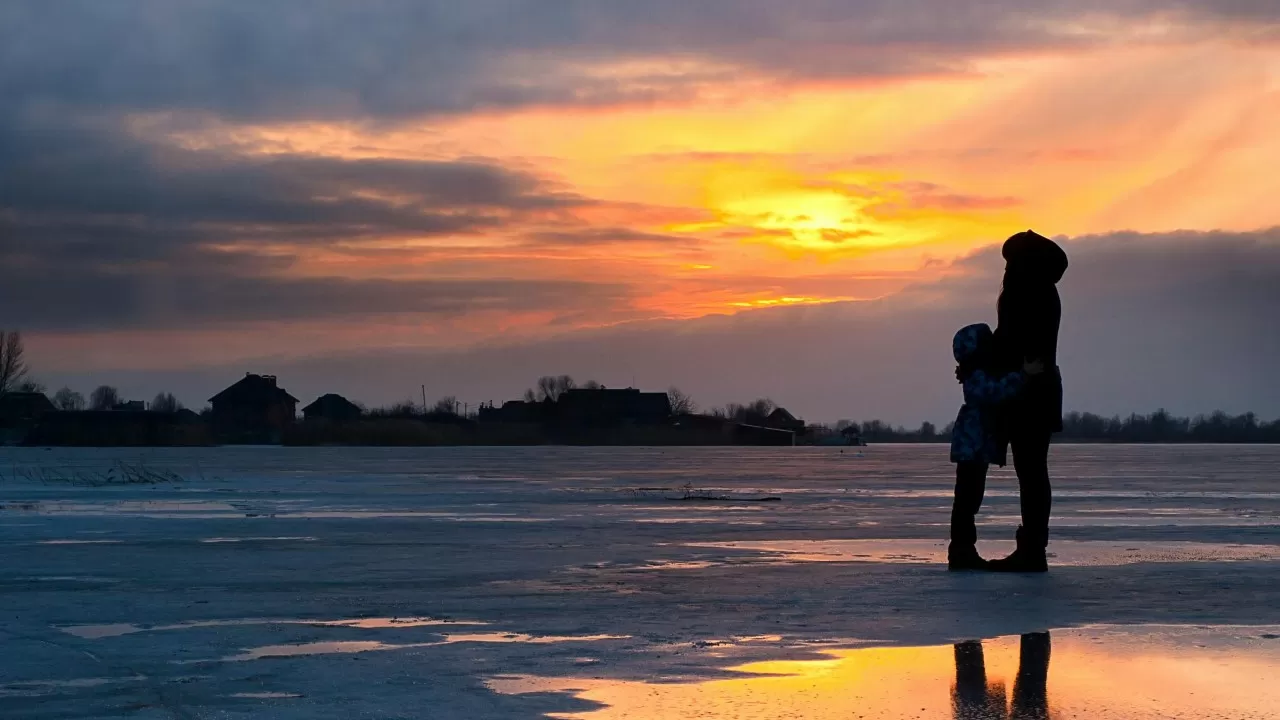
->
[1,445,1278,718]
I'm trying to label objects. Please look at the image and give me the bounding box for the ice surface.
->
[0,445,1277,718]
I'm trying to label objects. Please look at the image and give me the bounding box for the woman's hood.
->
[1002,230,1068,284]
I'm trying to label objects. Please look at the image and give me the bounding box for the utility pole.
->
[421,385,426,413]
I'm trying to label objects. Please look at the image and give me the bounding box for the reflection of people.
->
[1011,633,1051,720]
[952,633,1052,720]
[988,231,1068,573]
[947,324,1045,570]
[952,640,1007,719]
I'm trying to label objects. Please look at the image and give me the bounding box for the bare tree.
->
[536,375,576,402]
[17,379,46,393]
[667,386,697,415]
[432,395,459,415]
[0,331,29,394]
[522,388,538,403]
[150,392,183,413]
[723,398,776,423]
[53,387,86,411]
[557,374,577,396]
[89,385,121,411]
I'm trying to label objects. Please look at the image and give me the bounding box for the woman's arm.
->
[966,370,1025,405]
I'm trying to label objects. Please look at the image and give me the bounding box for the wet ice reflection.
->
[688,539,1280,566]
[215,632,629,662]
[60,616,487,639]
[489,627,1280,719]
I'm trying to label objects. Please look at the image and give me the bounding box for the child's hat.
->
[953,323,993,363]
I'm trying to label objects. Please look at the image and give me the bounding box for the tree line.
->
[2,330,186,413]
[7,332,1280,443]
[835,410,1280,444]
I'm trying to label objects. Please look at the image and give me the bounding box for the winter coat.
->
[950,323,1025,466]
[995,230,1067,435]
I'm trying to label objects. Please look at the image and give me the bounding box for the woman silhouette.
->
[987,231,1067,572]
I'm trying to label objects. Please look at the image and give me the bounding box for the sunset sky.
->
[3,2,1278,421]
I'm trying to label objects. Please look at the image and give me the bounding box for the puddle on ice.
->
[198,536,318,543]
[213,632,630,662]
[0,676,145,698]
[226,641,396,661]
[12,501,552,522]
[30,576,118,584]
[616,560,718,572]
[19,501,240,518]
[687,539,1280,566]
[489,625,1280,719]
[59,616,487,639]
[441,633,628,644]
[36,539,122,545]
[984,514,1279,528]
[277,511,552,521]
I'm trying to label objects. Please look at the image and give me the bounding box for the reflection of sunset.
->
[488,629,1280,719]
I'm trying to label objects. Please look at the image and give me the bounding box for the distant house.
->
[477,400,546,424]
[209,373,298,443]
[302,394,362,423]
[555,388,672,427]
[766,407,805,433]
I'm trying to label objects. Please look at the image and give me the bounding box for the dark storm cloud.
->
[2,1,1275,122]
[0,111,580,245]
[0,257,627,332]
[0,107,622,331]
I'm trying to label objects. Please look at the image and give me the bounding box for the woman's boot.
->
[987,526,1048,573]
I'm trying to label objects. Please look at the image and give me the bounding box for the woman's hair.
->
[997,265,1027,321]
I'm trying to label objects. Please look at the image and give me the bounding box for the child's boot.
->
[947,543,988,571]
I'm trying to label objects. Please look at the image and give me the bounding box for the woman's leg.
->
[1011,431,1052,549]
[988,430,1051,572]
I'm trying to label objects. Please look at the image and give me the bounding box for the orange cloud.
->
[15,31,1279,364]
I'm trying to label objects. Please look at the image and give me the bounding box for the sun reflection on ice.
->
[488,627,1280,719]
